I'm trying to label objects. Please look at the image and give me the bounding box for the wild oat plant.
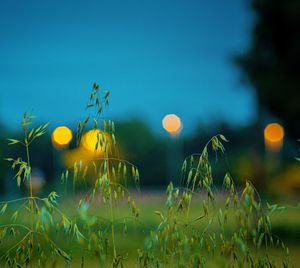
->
[138,135,290,267]
[61,83,140,267]
[0,113,78,267]
[0,84,293,267]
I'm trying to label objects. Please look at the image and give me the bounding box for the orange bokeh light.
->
[162,114,182,135]
[264,123,284,152]
[52,126,73,148]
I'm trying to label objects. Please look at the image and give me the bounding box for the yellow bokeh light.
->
[264,123,284,152]
[63,130,113,171]
[162,114,182,135]
[52,126,73,148]
[81,129,110,155]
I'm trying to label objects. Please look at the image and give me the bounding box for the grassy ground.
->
[1,191,299,267]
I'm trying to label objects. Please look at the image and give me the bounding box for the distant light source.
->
[81,129,109,155]
[52,126,73,148]
[264,123,284,152]
[162,114,182,136]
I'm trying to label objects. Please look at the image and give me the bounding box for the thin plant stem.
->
[109,190,117,259]
[106,156,117,260]
[0,231,33,261]
[185,174,197,224]
[25,138,34,268]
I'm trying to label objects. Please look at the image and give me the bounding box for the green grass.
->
[1,192,299,267]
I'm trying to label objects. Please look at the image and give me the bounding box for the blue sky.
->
[0,0,256,135]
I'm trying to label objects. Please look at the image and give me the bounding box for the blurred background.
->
[0,0,299,198]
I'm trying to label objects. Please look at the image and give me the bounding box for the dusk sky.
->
[0,0,256,135]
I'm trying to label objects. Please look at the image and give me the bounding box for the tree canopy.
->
[236,0,300,138]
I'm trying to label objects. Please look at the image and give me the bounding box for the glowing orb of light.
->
[52,126,73,148]
[81,129,110,155]
[162,114,182,135]
[264,123,284,152]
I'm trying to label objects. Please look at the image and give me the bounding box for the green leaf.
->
[219,134,229,142]
[104,90,110,99]
[73,223,85,241]
[7,139,21,145]
[199,238,204,249]
[48,192,59,205]
[28,129,35,140]
[9,227,15,236]
[132,166,136,177]
[123,164,127,177]
[42,123,49,130]
[0,203,8,215]
[154,211,164,221]
[93,82,99,90]
[17,176,21,187]
[11,211,18,222]
[257,233,264,248]
[112,133,116,145]
[56,248,72,262]
[34,131,46,138]
[187,170,193,186]
[4,158,14,162]
[182,159,187,171]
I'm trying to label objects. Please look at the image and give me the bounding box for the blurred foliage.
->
[0,118,298,196]
[116,119,167,187]
[236,0,300,138]
[270,164,300,195]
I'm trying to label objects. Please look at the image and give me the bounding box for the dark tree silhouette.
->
[236,0,300,138]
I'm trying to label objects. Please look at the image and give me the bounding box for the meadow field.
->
[0,85,299,267]
[1,190,299,267]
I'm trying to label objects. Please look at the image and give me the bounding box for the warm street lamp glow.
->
[52,126,73,148]
[162,114,182,135]
[63,130,110,168]
[264,123,284,152]
[81,129,109,155]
